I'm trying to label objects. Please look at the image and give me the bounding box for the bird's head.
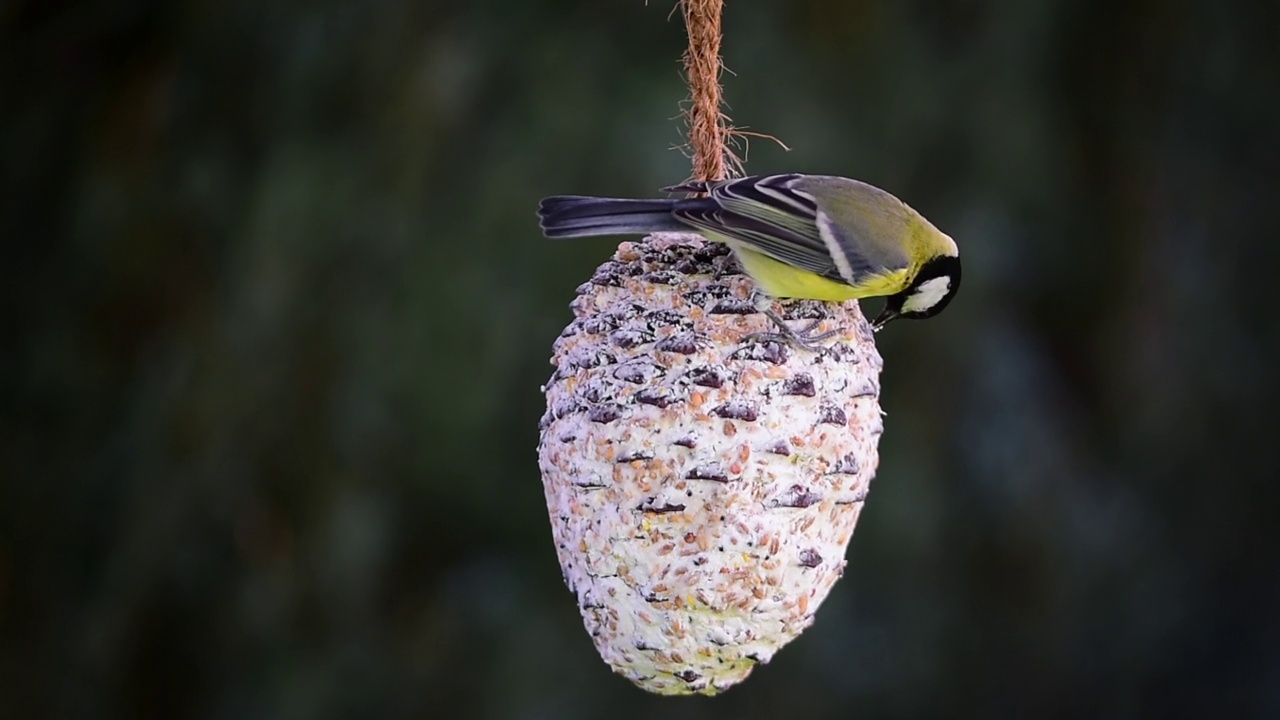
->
[871,254,961,331]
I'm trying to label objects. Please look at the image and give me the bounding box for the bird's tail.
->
[537,196,688,239]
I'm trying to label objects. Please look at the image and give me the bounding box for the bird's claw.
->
[747,298,843,351]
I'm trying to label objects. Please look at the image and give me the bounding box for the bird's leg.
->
[746,294,842,351]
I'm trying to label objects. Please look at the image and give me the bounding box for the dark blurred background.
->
[4,0,1279,718]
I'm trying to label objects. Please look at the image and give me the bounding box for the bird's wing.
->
[669,174,910,286]
[789,175,913,278]
[669,175,844,281]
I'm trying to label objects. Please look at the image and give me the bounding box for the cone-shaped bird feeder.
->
[536,0,885,695]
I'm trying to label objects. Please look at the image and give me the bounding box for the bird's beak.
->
[871,308,899,333]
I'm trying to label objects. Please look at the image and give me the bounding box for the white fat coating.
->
[901,276,951,314]
[538,233,886,695]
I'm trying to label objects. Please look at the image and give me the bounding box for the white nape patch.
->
[902,276,952,314]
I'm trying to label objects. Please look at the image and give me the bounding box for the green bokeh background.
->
[4,1,1279,718]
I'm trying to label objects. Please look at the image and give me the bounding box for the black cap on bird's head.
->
[871,255,962,332]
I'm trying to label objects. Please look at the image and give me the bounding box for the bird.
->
[538,173,960,341]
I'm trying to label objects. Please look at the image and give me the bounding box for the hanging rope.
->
[681,0,730,182]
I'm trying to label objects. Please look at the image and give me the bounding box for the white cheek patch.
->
[902,276,951,314]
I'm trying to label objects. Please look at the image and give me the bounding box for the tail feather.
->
[538,196,690,238]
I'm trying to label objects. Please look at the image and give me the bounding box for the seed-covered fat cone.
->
[538,233,885,695]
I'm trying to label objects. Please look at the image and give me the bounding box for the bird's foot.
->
[745,296,843,351]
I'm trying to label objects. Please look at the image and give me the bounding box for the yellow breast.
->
[729,245,911,301]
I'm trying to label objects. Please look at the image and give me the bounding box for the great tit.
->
[538,173,960,332]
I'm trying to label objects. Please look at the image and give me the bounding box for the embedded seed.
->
[712,402,759,422]
[589,404,624,424]
[817,404,847,426]
[781,374,816,397]
[655,333,699,354]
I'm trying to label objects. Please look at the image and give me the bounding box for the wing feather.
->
[672,175,842,281]
[668,174,914,290]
